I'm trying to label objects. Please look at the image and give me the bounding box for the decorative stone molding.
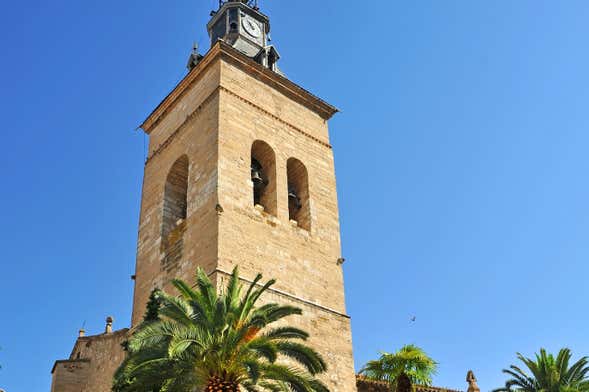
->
[212,267,350,319]
[140,41,338,135]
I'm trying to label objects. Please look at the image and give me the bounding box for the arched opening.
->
[287,158,310,231]
[251,141,277,216]
[162,155,189,240]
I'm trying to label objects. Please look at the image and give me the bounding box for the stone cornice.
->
[140,41,338,134]
[144,82,332,165]
[215,41,339,120]
[211,267,350,319]
[219,86,332,149]
[145,87,221,164]
[140,43,223,134]
[72,327,129,344]
[51,359,90,374]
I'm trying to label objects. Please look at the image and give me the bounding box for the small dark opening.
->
[287,158,310,230]
[288,184,302,219]
[250,141,277,216]
[268,52,277,70]
[228,8,238,32]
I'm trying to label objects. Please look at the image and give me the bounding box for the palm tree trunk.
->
[205,376,240,392]
[396,372,412,392]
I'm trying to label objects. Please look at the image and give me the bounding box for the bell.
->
[288,187,302,210]
[251,169,264,187]
[251,158,265,188]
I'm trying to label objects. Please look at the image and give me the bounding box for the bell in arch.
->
[251,158,265,188]
[251,170,264,186]
[288,185,302,210]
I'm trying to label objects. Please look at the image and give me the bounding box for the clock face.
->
[242,16,262,39]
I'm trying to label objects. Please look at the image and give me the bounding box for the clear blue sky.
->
[1,1,588,391]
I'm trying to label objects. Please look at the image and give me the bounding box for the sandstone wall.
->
[51,329,128,392]
[214,57,357,391]
[131,62,221,325]
[51,360,90,392]
[217,60,346,312]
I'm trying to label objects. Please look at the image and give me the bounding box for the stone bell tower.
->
[51,1,357,391]
[132,1,357,390]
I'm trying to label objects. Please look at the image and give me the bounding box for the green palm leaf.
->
[113,266,329,392]
[360,344,437,392]
[494,348,589,392]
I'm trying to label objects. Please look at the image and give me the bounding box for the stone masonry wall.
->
[51,360,90,392]
[131,62,221,325]
[51,329,128,392]
[215,58,357,391]
[217,60,346,312]
[213,270,357,392]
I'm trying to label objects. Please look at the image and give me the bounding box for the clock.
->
[242,16,262,39]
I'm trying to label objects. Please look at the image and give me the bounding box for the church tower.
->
[51,1,356,391]
[133,1,356,389]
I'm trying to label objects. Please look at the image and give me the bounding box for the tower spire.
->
[186,42,203,71]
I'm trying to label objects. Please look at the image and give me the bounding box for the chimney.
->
[105,316,114,334]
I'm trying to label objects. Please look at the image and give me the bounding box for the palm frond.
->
[114,267,329,392]
[360,344,437,387]
[496,348,589,392]
[156,291,195,326]
[264,326,309,341]
[276,341,327,375]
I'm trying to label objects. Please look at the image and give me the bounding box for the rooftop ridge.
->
[356,375,463,392]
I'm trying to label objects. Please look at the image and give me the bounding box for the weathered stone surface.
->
[51,360,90,392]
[51,329,128,392]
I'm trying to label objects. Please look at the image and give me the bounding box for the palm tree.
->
[494,348,589,392]
[113,267,329,392]
[360,344,438,392]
